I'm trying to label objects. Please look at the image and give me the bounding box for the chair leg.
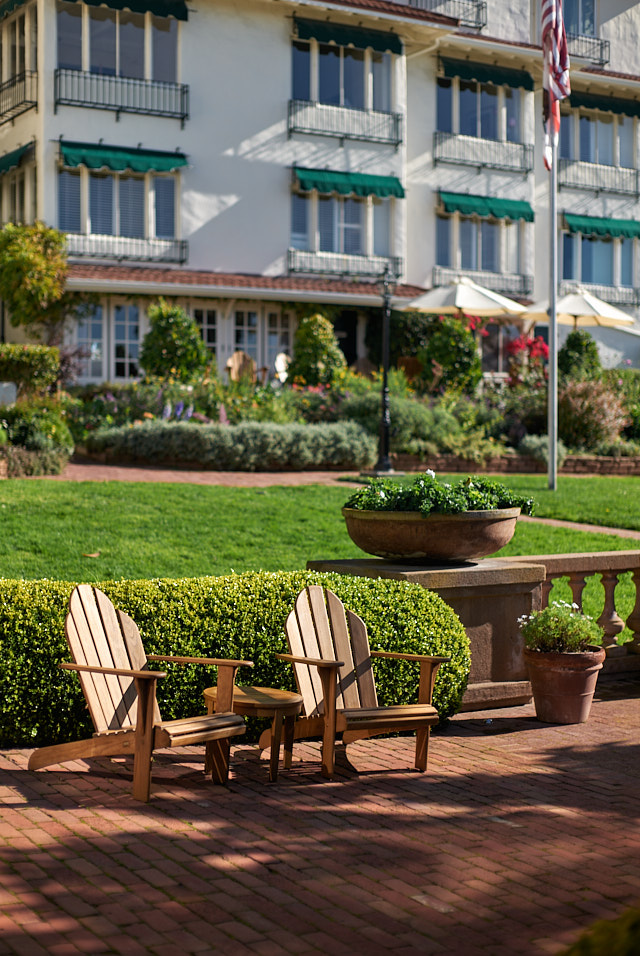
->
[132,678,156,802]
[269,713,283,783]
[283,716,296,771]
[207,739,230,784]
[415,728,429,772]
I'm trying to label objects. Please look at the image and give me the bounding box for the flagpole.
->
[548,135,558,491]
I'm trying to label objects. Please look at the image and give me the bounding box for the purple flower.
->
[175,401,184,419]
[184,405,194,420]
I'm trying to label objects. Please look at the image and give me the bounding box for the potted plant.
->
[519,601,606,724]
[342,471,535,563]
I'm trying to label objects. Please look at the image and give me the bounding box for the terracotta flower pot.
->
[524,646,606,724]
[341,507,520,563]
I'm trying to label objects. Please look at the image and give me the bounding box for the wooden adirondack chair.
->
[29,585,252,801]
[271,586,450,779]
[226,350,256,383]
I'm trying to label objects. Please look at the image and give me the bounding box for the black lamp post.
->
[373,265,397,475]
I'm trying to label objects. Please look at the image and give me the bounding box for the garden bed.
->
[392,453,640,476]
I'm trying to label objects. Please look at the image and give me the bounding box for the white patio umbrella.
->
[401,275,527,317]
[521,288,636,329]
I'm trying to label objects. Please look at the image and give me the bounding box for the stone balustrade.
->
[501,550,640,666]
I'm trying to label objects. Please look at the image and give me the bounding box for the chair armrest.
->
[276,653,343,669]
[371,651,451,664]
[147,655,253,668]
[60,662,167,680]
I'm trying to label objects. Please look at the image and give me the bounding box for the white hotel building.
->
[0,0,639,381]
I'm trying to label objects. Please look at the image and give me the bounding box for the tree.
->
[140,298,209,381]
[287,313,346,386]
[0,222,91,348]
[558,329,602,380]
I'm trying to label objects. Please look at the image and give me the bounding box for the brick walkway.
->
[1,680,639,956]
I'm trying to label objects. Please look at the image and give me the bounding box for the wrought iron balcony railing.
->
[558,159,638,196]
[288,100,403,147]
[566,33,610,66]
[403,0,487,29]
[55,69,189,126]
[434,131,533,173]
[433,265,533,298]
[66,233,188,264]
[0,71,37,125]
[559,280,639,309]
[288,248,403,280]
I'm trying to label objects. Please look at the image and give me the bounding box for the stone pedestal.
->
[307,557,547,710]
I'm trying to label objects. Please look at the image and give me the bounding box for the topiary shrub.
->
[140,298,209,382]
[0,344,60,398]
[85,420,376,470]
[416,315,483,394]
[287,313,347,386]
[558,329,602,381]
[0,572,470,747]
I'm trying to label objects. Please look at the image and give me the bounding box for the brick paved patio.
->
[1,678,638,956]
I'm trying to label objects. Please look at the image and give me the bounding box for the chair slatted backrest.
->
[65,585,161,734]
[226,350,256,383]
[285,587,378,717]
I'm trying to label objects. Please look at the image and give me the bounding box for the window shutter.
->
[318,195,335,252]
[119,175,145,237]
[153,176,174,238]
[89,173,113,234]
[58,170,81,232]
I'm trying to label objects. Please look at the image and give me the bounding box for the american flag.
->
[542,0,571,170]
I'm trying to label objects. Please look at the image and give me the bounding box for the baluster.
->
[624,568,640,655]
[597,571,625,655]
[567,573,587,611]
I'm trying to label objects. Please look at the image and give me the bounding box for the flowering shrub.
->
[518,601,603,653]
[559,379,629,450]
[506,334,548,388]
[344,472,535,516]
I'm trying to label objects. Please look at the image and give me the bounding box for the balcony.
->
[66,233,188,264]
[558,159,638,196]
[433,265,532,298]
[402,0,487,29]
[54,69,189,126]
[288,249,403,280]
[434,131,533,173]
[566,33,610,66]
[288,100,403,147]
[558,280,639,310]
[0,71,37,125]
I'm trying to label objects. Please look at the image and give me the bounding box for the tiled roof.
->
[67,262,426,299]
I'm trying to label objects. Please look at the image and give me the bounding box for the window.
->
[437,76,522,143]
[560,109,635,168]
[481,322,520,375]
[0,4,37,80]
[235,310,259,363]
[58,168,176,240]
[193,308,217,354]
[56,1,178,82]
[1,163,36,225]
[564,0,595,35]
[562,232,631,287]
[114,303,139,378]
[292,190,393,259]
[266,312,291,372]
[77,305,104,380]
[437,214,521,275]
[292,38,391,112]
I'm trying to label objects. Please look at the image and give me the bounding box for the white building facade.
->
[1,0,640,380]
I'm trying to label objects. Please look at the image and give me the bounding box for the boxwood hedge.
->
[0,571,469,747]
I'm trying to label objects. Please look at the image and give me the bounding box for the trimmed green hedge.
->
[85,420,376,470]
[0,571,470,747]
[0,344,60,396]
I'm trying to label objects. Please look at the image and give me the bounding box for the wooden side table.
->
[203,686,303,782]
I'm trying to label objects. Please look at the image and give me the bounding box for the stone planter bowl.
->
[341,507,521,563]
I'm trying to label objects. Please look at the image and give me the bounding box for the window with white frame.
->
[292,191,392,257]
[562,231,633,287]
[1,163,36,224]
[76,304,105,380]
[437,76,522,143]
[231,307,294,375]
[265,311,292,373]
[58,168,177,240]
[564,0,595,36]
[193,307,217,354]
[436,214,521,275]
[56,0,177,82]
[114,303,140,379]
[0,4,37,81]
[292,39,391,112]
[234,310,259,364]
[560,109,634,168]
[75,301,142,382]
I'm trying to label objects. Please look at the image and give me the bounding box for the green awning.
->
[565,213,640,239]
[294,167,404,199]
[0,0,24,20]
[0,142,34,175]
[441,58,534,91]
[294,17,402,56]
[65,0,188,19]
[568,90,640,120]
[60,141,188,173]
[440,191,534,221]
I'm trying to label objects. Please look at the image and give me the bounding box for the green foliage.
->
[562,907,640,955]
[287,313,347,386]
[0,344,60,398]
[518,434,569,467]
[602,367,640,442]
[416,315,483,394]
[0,572,470,746]
[344,473,535,516]
[559,379,629,450]
[519,600,603,652]
[558,329,602,380]
[140,299,209,382]
[2,399,74,454]
[85,419,376,470]
[0,445,70,477]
